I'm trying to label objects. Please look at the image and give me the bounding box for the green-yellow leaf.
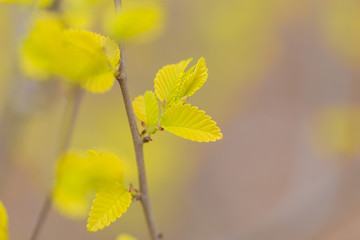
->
[53,150,124,219]
[160,103,223,142]
[104,0,164,41]
[87,182,132,232]
[116,234,137,240]
[0,200,8,240]
[21,15,120,93]
[133,91,159,128]
[176,57,208,100]
[154,59,192,106]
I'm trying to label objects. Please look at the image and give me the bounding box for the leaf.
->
[20,15,120,93]
[20,13,65,80]
[61,30,118,93]
[53,150,124,219]
[133,91,159,127]
[104,0,164,41]
[87,182,132,232]
[154,59,192,105]
[176,57,208,100]
[160,103,223,142]
[0,200,8,240]
[116,234,137,240]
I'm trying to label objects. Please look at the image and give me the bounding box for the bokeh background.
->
[1,0,360,239]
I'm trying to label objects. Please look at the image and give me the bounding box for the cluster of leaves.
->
[133,58,223,142]
[0,200,8,240]
[1,0,222,238]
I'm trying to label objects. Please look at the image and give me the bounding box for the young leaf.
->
[176,57,208,100]
[61,30,118,93]
[0,200,8,240]
[160,103,223,142]
[117,234,137,240]
[53,150,125,219]
[87,182,132,232]
[104,0,163,41]
[133,91,159,128]
[154,59,192,106]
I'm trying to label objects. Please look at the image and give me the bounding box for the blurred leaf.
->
[20,13,65,80]
[104,0,164,42]
[160,103,223,142]
[53,150,124,219]
[21,15,120,93]
[87,182,132,232]
[322,0,360,65]
[133,91,159,128]
[312,106,360,156]
[116,234,137,240]
[0,200,8,240]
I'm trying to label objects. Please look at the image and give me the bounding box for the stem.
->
[113,1,160,239]
[30,87,83,240]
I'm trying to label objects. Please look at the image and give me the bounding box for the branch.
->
[30,87,83,240]
[114,1,160,239]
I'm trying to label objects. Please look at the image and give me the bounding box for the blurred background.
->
[1,0,360,239]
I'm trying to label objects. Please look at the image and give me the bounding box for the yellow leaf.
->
[0,200,8,240]
[87,182,132,232]
[154,59,192,105]
[20,13,65,80]
[104,0,164,41]
[116,234,137,240]
[20,15,120,93]
[133,91,159,128]
[53,150,124,219]
[176,57,208,100]
[160,103,223,142]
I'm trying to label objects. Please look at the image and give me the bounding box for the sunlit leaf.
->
[176,57,208,100]
[87,182,132,232]
[104,0,164,41]
[154,59,192,106]
[53,150,124,219]
[0,200,8,240]
[160,103,223,142]
[133,91,159,128]
[116,234,137,240]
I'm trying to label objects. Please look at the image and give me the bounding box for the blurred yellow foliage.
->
[312,106,360,157]
[20,13,120,93]
[0,200,8,240]
[0,0,53,8]
[322,0,360,66]
[53,150,125,219]
[104,0,164,42]
[117,234,137,240]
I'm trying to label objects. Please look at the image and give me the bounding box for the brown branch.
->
[113,1,160,239]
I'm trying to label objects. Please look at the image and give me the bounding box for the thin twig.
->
[114,1,160,239]
[30,87,83,240]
